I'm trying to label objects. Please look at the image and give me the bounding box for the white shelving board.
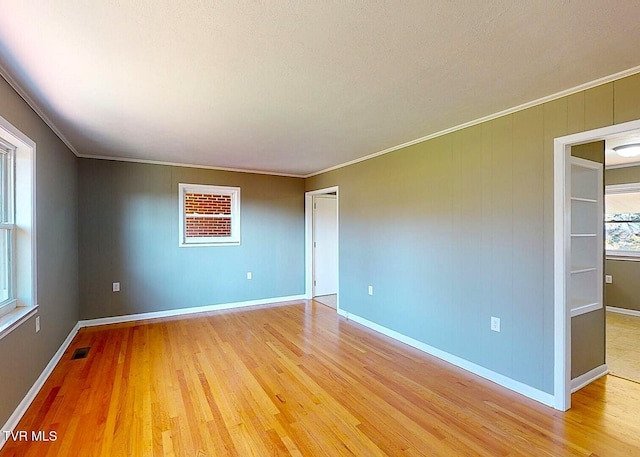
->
[568,156,603,318]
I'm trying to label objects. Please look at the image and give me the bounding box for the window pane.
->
[185,216,232,238]
[605,217,640,252]
[0,151,6,224]
[184,193,231,216]
[0,228,10,302]
[605,190,640,254]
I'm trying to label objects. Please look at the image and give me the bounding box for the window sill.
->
[0,305,38,341]
[179,241,241,247]
[606,255,640,262]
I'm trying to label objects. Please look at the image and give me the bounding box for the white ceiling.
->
[605,133,640,168]
[1,1,640,177]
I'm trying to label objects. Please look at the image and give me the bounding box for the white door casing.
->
[553,118,640,411]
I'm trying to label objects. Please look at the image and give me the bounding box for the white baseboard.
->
[78,294,306,328]
[606,306,640,317]
[0,322,80,450]
[571,364,608,393]
[338,309,556,408]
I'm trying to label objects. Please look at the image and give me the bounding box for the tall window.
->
[0,117,34,339]
[605,183,640,257]
[0,138,15,318]
[178,183,241,246]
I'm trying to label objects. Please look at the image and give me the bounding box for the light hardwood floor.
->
[2,300,639,456]
[312,294,337,309]
[607,311,640,383]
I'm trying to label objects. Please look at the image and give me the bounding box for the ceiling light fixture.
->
[613,143,640,158]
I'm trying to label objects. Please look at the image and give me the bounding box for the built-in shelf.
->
[570,300,601,317]
[568,157,603,320]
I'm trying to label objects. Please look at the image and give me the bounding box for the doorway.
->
[305,187,339,311]
[602,136,640,384]
[554,119,640,410]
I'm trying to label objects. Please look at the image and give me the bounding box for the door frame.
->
[305,186,339,309]
[553,118,640,410]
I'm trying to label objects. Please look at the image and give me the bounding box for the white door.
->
[313,195,338,297]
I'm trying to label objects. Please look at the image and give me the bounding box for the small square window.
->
[179,183,240,246]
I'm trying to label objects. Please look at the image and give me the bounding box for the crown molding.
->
[3,58,640,179]
[305,65,640,178]
[0,64,80,156]
[77,154,305,178]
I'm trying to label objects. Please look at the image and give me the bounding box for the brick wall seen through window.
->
[184,193,232,237]
[179,184,241,246]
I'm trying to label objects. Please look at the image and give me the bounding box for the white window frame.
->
[0,114,36,340]
[178,183,241,247]
[0,138,15,319]
[605,183,640,259]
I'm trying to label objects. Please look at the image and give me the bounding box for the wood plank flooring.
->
[2,300,639,456]
[607,311,640,383]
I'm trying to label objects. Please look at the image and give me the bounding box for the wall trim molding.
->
[78,295,307,328]
[0,322,80,450]
[77,155,305,179]
[0,292,618,450]
[570,364,608,393]
[337,309,556,408]
[606,306,640,317]
[605,161,640,170]
[0,69,79,157]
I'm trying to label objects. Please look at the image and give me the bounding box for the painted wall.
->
[0,77,78,425]
[604,164,640,312]
[306,73,640,395]
[78,159,305,320]
[570,142,605,379]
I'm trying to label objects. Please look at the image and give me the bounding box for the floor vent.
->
[71,347,90,360]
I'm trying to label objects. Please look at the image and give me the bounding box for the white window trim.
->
[0,114,37,340]
[605,182,640,259]
[0,143,15,315]
[178,183,241,247]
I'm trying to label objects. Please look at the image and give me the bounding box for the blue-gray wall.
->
[0,77,78,425]
[78,159,305,320]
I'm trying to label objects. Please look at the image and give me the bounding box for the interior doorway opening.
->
[305,187,339,311]
[554,119,640,410]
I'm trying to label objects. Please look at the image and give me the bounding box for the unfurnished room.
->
[1,1,640,456]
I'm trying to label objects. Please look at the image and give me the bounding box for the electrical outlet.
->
[491,316,501,332]
[605,275,613,284]
[247,272,252,280]
[112,282,120,292]
[35,316,40,333]
[368,285,373,296]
